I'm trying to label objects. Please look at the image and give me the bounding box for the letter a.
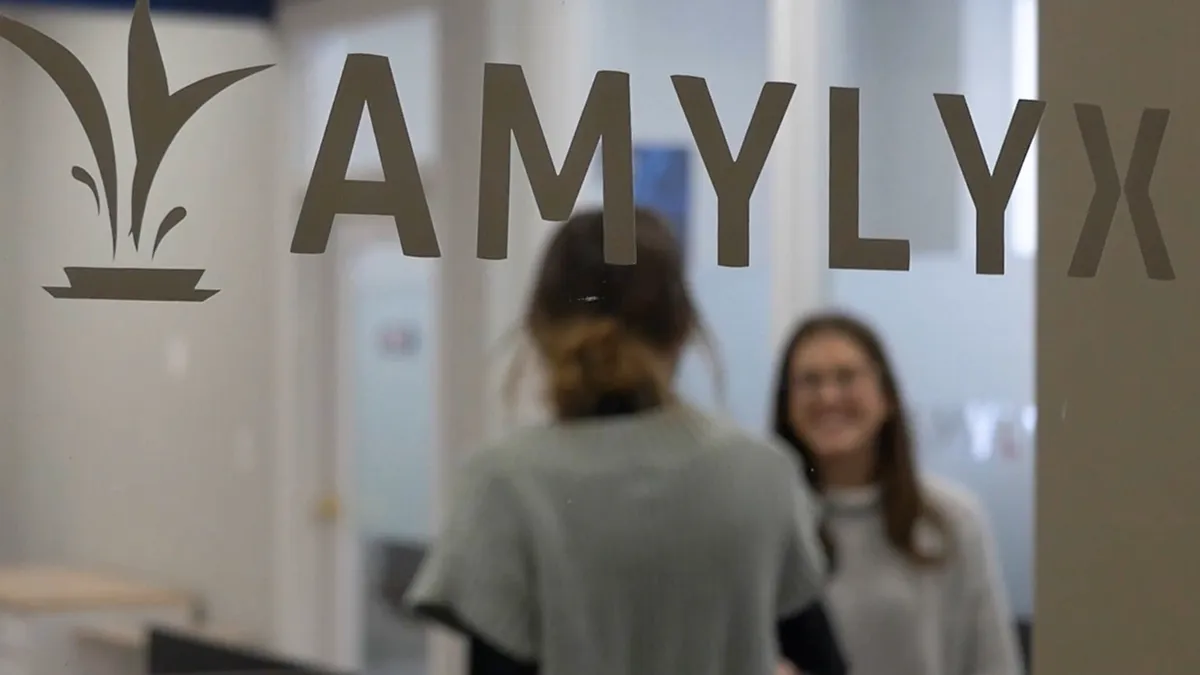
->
[291,54,439,257]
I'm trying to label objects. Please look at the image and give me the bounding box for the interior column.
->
[767,0,827,350]
[1037,1,1200,672]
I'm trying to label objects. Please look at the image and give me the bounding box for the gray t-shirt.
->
[405,404,827,675]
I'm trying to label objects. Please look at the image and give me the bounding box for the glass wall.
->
[3,0,1198,674]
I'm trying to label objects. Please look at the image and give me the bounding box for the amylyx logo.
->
[0,0,273,302]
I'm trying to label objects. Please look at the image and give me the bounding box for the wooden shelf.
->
[0,567,192,613]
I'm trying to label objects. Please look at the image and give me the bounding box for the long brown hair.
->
[512,207,719,419]
[771,312,950,567]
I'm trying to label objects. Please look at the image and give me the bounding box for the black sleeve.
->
[466,604,841,675]
[469,636,539,675]
[777,600,849,675]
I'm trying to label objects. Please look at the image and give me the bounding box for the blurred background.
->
[0,0,1040,674]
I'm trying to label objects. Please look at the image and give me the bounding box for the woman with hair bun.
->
[405,208,848,675]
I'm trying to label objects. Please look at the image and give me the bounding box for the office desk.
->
[0,567,193,675]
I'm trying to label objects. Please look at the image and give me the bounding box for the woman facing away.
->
[404,208,848,675]
[772,313,1023,675]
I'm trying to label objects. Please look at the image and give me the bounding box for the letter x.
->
[1069,104,1174,280]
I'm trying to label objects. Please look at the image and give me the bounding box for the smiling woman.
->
[772,312,1023,675]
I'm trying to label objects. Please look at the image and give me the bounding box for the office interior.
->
[0,0,1193,674]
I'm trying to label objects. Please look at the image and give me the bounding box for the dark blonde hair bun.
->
[510,207,719,420]
[537,317,669,418]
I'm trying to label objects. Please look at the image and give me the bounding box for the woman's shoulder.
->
[472,406,802,472]
[922,477,985,519]
[461,424,557,469]
[458,401,806,475]
[920,476,993,544]
[677,406,805,467]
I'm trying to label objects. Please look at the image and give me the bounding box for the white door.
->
[329,219,439,672]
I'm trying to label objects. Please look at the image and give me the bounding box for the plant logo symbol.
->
[0,0,274,302]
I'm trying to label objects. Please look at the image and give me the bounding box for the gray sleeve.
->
[959,502,1022,675]
[777,473,828,618]
[404,453,538,662]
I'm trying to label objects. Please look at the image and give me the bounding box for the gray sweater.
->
[823,480,1023,675]
[405,404,828,675]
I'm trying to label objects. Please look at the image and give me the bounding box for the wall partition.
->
[1038,0,1200,671]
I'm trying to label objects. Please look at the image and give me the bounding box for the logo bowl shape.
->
[0,0,274,302]
[45,267,217,302]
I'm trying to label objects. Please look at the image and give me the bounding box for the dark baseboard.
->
[1016,617,1033,673]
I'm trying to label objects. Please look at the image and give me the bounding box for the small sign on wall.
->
[379,322,421,357]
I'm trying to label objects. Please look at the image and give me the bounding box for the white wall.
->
[1,5,285,637]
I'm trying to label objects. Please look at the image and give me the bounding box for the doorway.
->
[331,220,439,674]
[278,0,442,668]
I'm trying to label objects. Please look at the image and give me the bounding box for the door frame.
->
[283,199,441,671]
[329,220,431,670]
[273,0,441,665]
[279,210,441,669]
[324,164,442,666]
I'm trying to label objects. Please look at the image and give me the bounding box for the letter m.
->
[477,63,636,264]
